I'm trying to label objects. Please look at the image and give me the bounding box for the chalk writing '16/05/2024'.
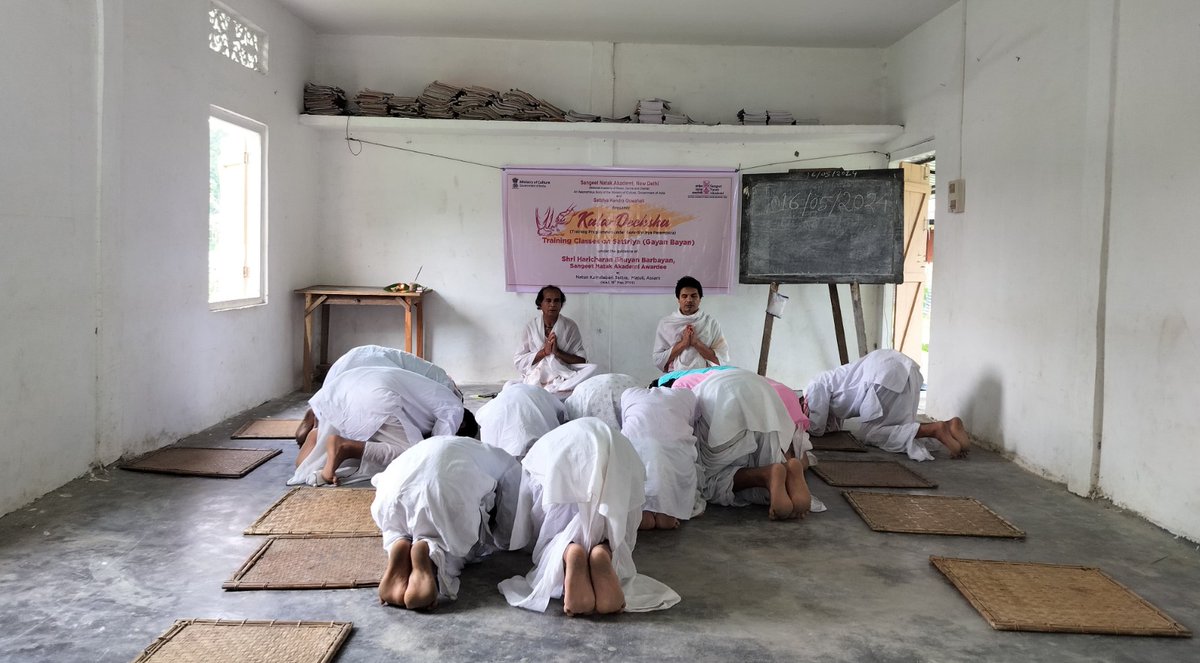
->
[764,191,888,217]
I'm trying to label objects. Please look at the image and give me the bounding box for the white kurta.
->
[288,366,465,486]
[563,373,641,429]
[685,368,796,506]
[498,418,680,613]
[620,387,702,520]
[477,383,566,459]
[325,344,462,399]
[370,436,523,601]
[513,315,598,395]
[651,310,731,372]
[805,349,932,461]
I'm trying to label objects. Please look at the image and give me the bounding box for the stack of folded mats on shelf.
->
[303,83,347,115]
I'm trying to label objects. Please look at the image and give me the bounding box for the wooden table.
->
[295,285,426,392]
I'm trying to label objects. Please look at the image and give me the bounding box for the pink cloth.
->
[670,371,714,391]
[673,372,809,431]
[764,377,810,432]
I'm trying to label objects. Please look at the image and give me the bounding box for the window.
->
[209,107,266,309]
[209,1,267,73]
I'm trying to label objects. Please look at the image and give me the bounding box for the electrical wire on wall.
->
[342,118,888,173]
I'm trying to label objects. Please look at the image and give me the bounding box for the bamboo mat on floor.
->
[122,447,280,478]
[810,431,867,452]
[224,535,385,590]
[131,619,352,663]
[233,419,302,439]
[843,491,1024,538]
[811,460,937,488]
[245,487,380,535]
[931,557,1192,637]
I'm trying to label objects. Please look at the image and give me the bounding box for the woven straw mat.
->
[811,460,936,488]
[122,447,280,478]
[843,491,1024,538]
[232,419,303,439]
[931,557,1191,636]
[245,487,379,535]
[131,619,352,663]
[224,535,385,590]
[810,430,867,452]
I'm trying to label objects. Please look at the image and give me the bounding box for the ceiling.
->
[272,0,957,48]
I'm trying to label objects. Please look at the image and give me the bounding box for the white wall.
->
[0,2,101,512]
[887,0,1199,541]
[0,0,320,516]
[310,36,891,388]
[95,0,319,462]
[1100,0,1200,540]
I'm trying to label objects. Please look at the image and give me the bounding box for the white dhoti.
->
[620,387,702,520]
[563,373,641,429]
[371,436,522,600]
[498,418,680,613]
[688,368,796,506]
[324,344,462,399]
[477,383,566,459]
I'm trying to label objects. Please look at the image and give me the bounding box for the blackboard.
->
[740,169,904,284]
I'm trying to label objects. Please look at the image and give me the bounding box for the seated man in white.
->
[620,386,701,531]
[372,435,523,611]
[499,418,680,616]
[295,344,462,445]
[804,348,970,461]
[675,367,812,521]
[513,285,597,396]
[290,365,475,487]
[562,373,641,429]
[652,275,731,373]
[476,383,566,460]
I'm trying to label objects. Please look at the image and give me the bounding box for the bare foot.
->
[563,543,595,616]
[295,428,320,468]
[948,417,971,454]
[295,409,316,447]
[378,539,411,607]
[653,512,680,530]
[639,511,656,531]
[784,457,811,518]
[936,422,964,458]
[589,544,625,615]
[766,463,793,521]
[404,540,438,610]
[320,435,355,485]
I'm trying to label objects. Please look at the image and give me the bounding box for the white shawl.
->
[652,310,730,372]
[498,418,680,613]
[477,383,566,459]
[371,436,523,600]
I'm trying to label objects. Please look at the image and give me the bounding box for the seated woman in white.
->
[620,386,702,531]
[289,366,474,487]
[476,383,566,460]
[513,285,597,397]
[499,418,680,616]
[372,435,523,611]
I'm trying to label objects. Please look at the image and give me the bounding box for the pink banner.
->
[503,167,739,294]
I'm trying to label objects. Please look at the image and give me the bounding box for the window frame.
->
[208,105,268,311]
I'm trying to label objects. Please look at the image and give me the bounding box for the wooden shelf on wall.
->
[298,114,903,146]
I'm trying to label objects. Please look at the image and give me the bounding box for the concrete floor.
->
[1,386,1198,662]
